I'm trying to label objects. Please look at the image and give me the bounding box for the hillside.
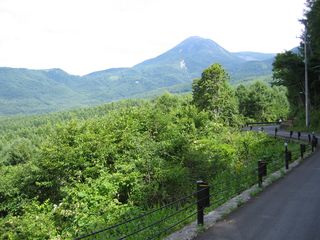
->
[0,36,275,115]
[0,68,93,115]
[0,88,293,239]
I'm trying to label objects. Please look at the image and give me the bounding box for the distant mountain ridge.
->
[0,36,276,115]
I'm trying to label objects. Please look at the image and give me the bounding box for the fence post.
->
[284,142,292,170]
[300,144,306,159]
[196,181,210,225]
[308,134,311,143]
[258,160,266,188]
[275,127,278,139]
[298,132,301,140]
[286,151,291,170]
[312,136,317,152]
[290,131,293,139]
[284,142,289,170]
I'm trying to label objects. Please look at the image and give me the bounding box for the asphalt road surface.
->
[195,128,320,240]
[243,125,319,142]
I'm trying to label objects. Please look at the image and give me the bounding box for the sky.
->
[0,0,307,76]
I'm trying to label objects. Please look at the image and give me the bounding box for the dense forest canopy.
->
[0,63,291,239]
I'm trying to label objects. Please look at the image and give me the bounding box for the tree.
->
[2,138,34,166]
[269,85,290,120]
[236,82,289,121]
[304,0,320,109]
[192,64,238,125]
[272,0,320,114]
[272,51,305,113]
[235,84,250,117]
[305,0,320,64]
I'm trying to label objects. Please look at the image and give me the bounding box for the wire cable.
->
[75,187,209,239]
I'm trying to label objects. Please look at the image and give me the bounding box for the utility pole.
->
[304,25,309,128]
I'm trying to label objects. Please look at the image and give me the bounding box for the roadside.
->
[193,128,320,240]
[166,127,317,240]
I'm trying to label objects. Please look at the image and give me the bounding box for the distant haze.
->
[0,0,305,75]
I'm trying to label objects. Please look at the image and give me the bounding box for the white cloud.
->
[0,0,306,75]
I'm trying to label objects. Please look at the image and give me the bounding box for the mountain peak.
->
[134,36,241,74]
[181,36,208,42]
[177,36,221,49]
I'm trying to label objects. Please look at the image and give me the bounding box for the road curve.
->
[194,129,320,240]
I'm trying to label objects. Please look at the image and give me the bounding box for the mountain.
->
[134,36,241,78]
[233,51,275,61]
[0,68,89,115]
[0,36,276,115]
[134,36,275,82]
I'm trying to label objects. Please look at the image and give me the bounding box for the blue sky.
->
[0,0,306,75]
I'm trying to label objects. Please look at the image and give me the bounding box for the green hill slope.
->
[0,68,93,115]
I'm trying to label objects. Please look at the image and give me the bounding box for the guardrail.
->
[246,121,280,126]
[74,131,316,240]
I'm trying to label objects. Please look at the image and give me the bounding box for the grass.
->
[249,188,262,198]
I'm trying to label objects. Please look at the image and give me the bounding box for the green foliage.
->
[192,64,239,125]
[272,51,305,114]
[272,0,320,126]
[236,81,289,121]
[289,109,320,132]
[0,91,293,239]
[304,0,320,110]
[305,0,320,69]
[1,138,34,166]
[0,201,58,240]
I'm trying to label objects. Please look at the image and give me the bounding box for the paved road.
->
[243,125,319,142]
[195,129,320,240]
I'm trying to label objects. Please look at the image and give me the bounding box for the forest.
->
[0,63,292,239]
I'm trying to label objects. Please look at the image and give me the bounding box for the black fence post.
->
[258,160,266,188]
[308,134,311,143]
[284,142,291,170]
[298,132,301,140]
[275,127,278,139]
[196,181,210,225]
[284,142,289,170]
[290,131,293,139]
[312,136,318,152]
[300,144,306,159]
[286,151,292,169]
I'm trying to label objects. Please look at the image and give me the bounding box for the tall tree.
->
[272,0,320,114]
[192,64,238,125]
[272,51,305,112]
[304,0,320,108]
[235,84,249,117]
[236,82,289,121]
[306,0,320,63]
